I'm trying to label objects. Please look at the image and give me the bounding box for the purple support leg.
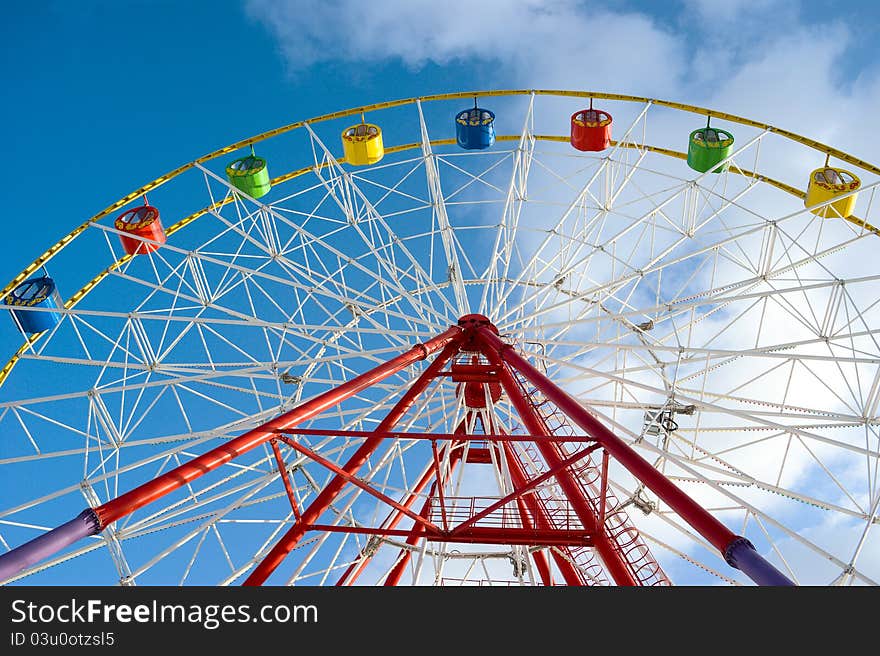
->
[0,509,100,583]
[725,537,794,586]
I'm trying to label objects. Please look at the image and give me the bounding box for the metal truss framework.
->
[1,90,879,587]
[0,315,791,586]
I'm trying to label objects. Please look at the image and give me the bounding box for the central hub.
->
[457,313,498,334]
[456,314,498,352]
[454,315,502,409]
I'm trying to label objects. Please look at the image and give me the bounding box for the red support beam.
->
[310,524,594,547]
[513,500,554,586]
[482,414,555,586]
[6,316,791,585]
[432,527,593,547]
[478,338,638,586]
[94,326,462,529]
[270,439,301,520]
[382,443,463,586]
[335,458,438,586]
[532,550,554,586]
[341,422,469,586]
[309,525,415,538]
[274,427,591,443]
[501,442,586,586]
[475,326,737,554]
[276,436,440,533]
[430,440,449,531]
[244,337,464,585]
[476,325,795,586]
[451,443,601,534]
[599,450,609,526]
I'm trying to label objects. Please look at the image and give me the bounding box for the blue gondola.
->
[5,275,61,334]
[455,99,495,150]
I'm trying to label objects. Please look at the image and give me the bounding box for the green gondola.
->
[687,122,734,174]
[226,150,271,198]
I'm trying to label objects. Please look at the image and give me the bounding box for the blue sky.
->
[2,0,879,288]
[1,0,496,285]
[2,0,879,585]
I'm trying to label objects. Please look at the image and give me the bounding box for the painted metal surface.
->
[482,335,638,586]
[0,326,462,581]
[4,126,876,387]
[805,166,860,218]
[226,154,271,198]
[455,106,496,150]
[0,91,872,584]
[474,325,795,586]
[0,509,99,583]
[687,126,734,173]
[114,204,166,255]
[5,87,877,312]
[1,317,804,585]
[341,123,384,165]
[5,275,61,334]
[571,107,612,152]
[95,326,460,528]
[243,337,463,585]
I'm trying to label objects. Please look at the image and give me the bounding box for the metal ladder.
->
[511,370,670,586]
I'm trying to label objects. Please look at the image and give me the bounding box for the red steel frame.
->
[94,326,462,528]
[335,430,464,586]
[0,314,795,585]
[381,429,466,586]
[474,325,738,555]
[241,314,655,585]
[485,346,637,585]
[502,442,582,585]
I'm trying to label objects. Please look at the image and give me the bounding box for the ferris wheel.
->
[0,89,878,586]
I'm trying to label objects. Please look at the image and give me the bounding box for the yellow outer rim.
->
[2,90,878,386]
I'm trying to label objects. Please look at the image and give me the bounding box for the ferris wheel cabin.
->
[570,105,613,152]
[687,125,734,173]
[4,275,61,334]
[342,122,384,165]
[805,166,860,218]
[455,105,496,150]
[226,153,272,199]
[115,204,166,256]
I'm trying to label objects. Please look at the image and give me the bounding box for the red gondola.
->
[571,99,612,152]
[115,201,166,255]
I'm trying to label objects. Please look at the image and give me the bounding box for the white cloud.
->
[242,0,880,584]
[246,0,687,95]
[246,0,880,189]
[681,0,793,23]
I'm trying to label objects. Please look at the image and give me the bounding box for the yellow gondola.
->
[342,114,384,166]
[805,160,860,218]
